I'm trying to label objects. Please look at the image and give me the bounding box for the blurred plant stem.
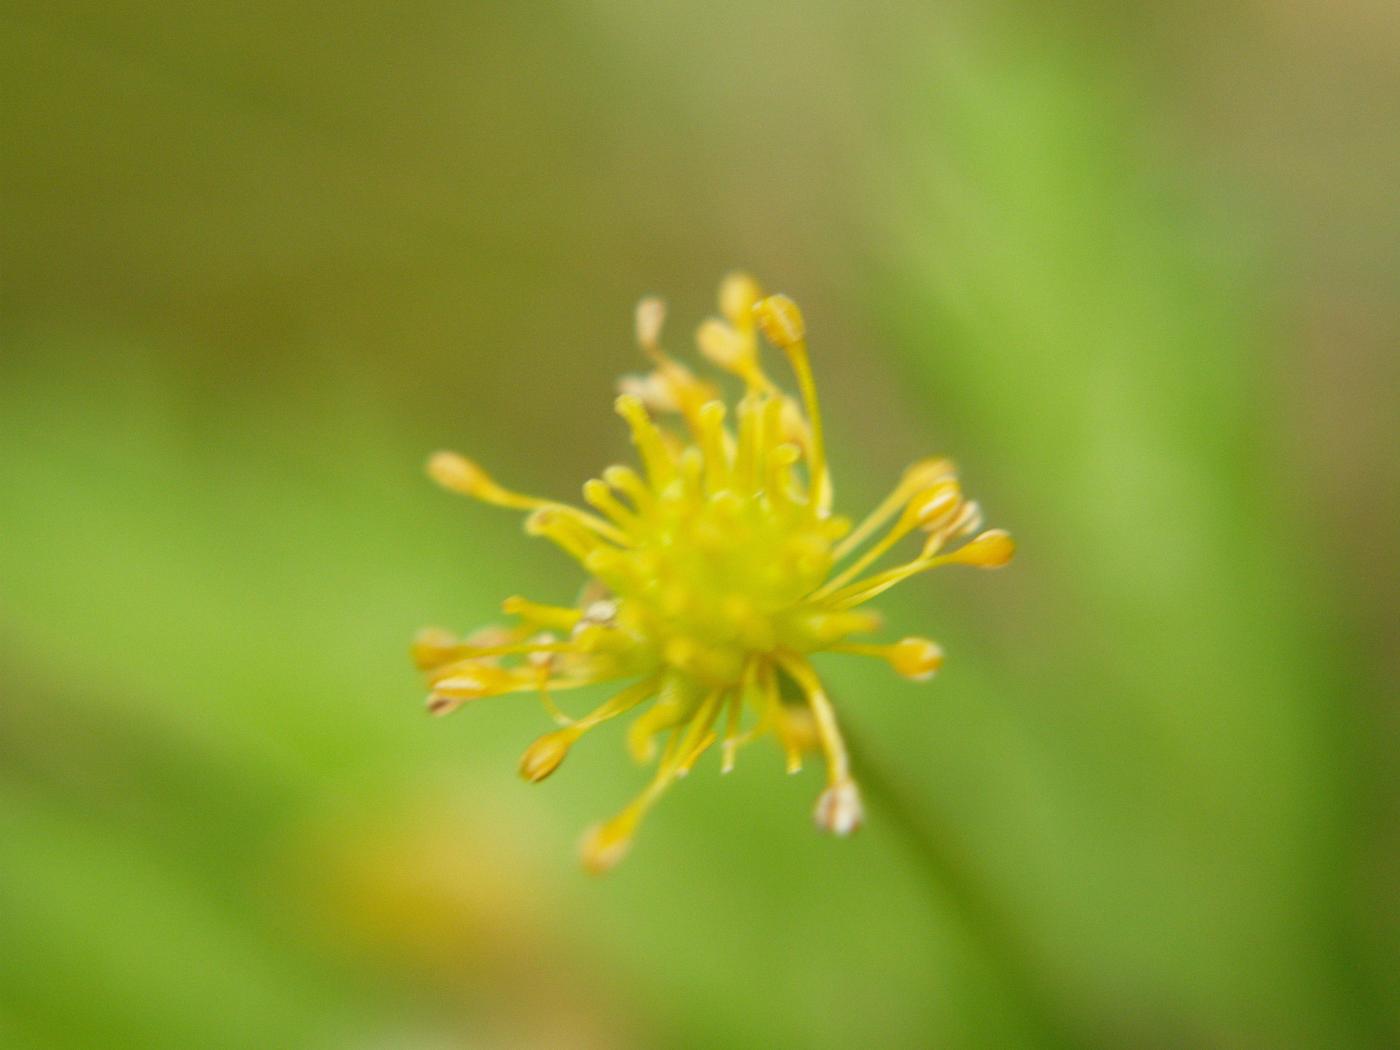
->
[850,731,1083,1050]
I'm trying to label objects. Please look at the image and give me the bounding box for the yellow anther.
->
[888,637,944,680]
[635,296,666,351]
[942,528,1016,568]
[428,667,507,698]
[519,728,576,782]
[719,272,762,329]
[426,666,515,715]
[754,294,805,348]
[909,481,962,529]
[426,450,489,497]
[411,626,460,671]
[580,808,641,875]
[904,456,957,488]
[696,319,746,370]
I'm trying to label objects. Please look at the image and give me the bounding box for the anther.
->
[910,482,962,530]
[719,272,762,328]
[754,294,805,348]
[580,813,638,875]
[411,626,460,670]
[696,319,746,370]
[426,450,487,496]
[635,296,666,351]
[814,779,864,836]
[519,728,576,782]
[943,528,1016,568]
[888,637,944,681]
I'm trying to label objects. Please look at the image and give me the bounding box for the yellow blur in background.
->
[2,3,1397,1048]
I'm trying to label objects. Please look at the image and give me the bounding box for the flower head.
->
[416,274,1013,872]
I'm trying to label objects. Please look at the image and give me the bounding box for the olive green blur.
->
[2,3,1396,1048]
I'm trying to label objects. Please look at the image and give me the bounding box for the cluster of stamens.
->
[415,274,1013,872]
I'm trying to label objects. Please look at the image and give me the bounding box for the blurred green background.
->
[3,2,1397,1048]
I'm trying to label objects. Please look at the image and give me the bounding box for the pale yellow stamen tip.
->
[579,816,635,875]
[635,296,666,350]
[949,528,1016,568]
[754,294,805,349]
[523,507,554,536]
[614,392,647,421]
[696,318,746,369]
[618,371,679,412]
[911,482,962,530]
[519,729,575,782]
[719,272,762,327]
[889,637,944,681]
[904,456,957,487]
[411,626,458,670]
[426,450,486,496]
[814,779,864,836]
[429,674,492,700]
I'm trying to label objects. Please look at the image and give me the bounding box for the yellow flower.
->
[415,274,1014,873]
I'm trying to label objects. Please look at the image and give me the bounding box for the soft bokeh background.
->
[3,3,1397,1048]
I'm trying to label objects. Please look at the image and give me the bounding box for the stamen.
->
[834,637,944,681]
[627,680,696,763]
[812,481,960,599]
[755,294,830,514]
[776,654,851,787]
[411,626,463,671]
[525,508,603,565]
[433,637,575,661]
[615,394,675,487]
[635,296,666,351]
[582,478,640,531]
[427,451,538,509]
[695,400,732,494]
[501,596,583,631]
[674,689,725,776]
[601,464,653,513]
[764,443,802,509]
[934,528,1016,568]
[776,653,864,835]
[719,683,746,774]
[429,450,628,544]
[834,457,956,560]
[813,780,864,836]
[581,687,724,874]
[823,528,1015,610]
[732,393,765,494]
[696,317,773,393]
[617,371,679,413]
[756,663,803,774]
[428,668,620,715]
[518,677,659,782]
[719,272,762,330]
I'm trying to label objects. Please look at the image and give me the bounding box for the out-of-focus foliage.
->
[1,2,1396,1048]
